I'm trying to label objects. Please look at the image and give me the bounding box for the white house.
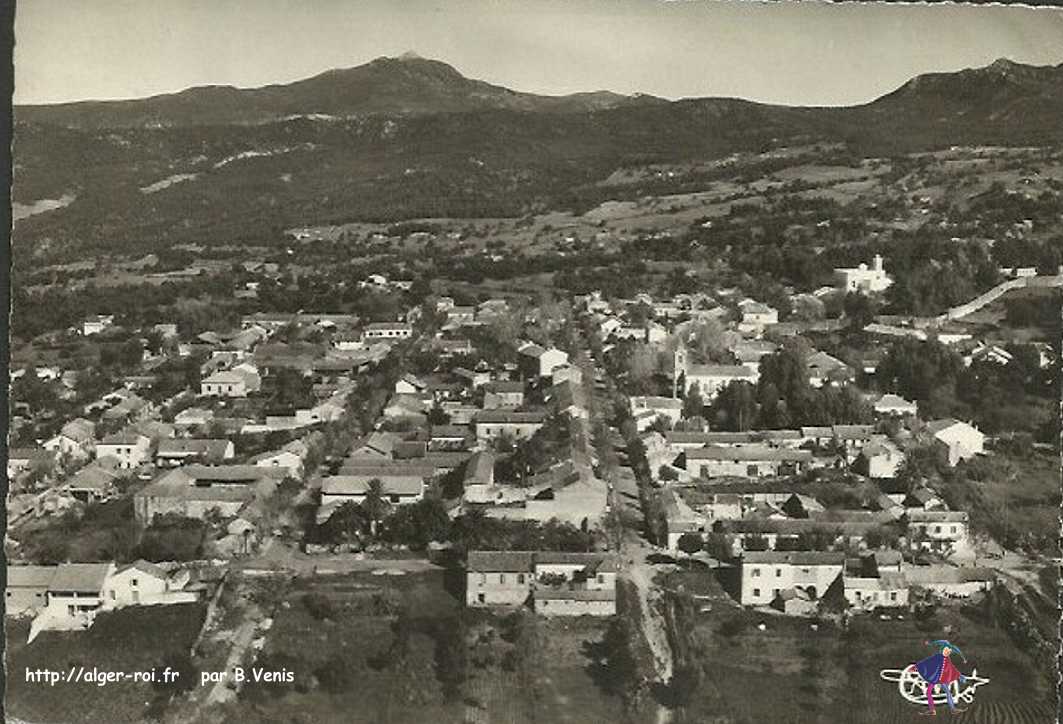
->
[43,418,97,461]
[44,562,115,624]
[738,300,779,330]
[474,410,547,441]
[155,439,235,467]
[740,551,844,607]
[873,393,917,417]
[907,510,969,553]
[629,396,683,431]
[856,439,905,479]
[806,351,855,388]
[96,432,152,470]
[362,322,413,340]
[82,315,115,336]
[518,344,569,379]
[319,473,426,510]
[683,364,759,401]
[465,551,619,617]
[834,255,893,293]
[251,449,305,479]
[201,365,261,397]
[926,419,985,466]
[844,572,909,610]
[102,560,194,609]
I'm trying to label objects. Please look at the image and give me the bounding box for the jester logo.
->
[879,640,990,715]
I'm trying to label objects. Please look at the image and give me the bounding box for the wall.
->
[466,571,532,606]
[535,598,616,616]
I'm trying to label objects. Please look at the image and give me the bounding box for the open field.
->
[216,569,631,724]
[678,601,1055,724]
[4,603,207,724]
[942,449,1061,551]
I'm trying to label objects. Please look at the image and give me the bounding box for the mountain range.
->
[16,53,666,129]
[17,54,1063,131]
[12,55,1063,261]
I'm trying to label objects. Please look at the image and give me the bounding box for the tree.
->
[677,533,704,556]
[711,380,758,431]
[383,498,451,549]
[360,478,390,537]
[842,292,878,331]
[427,401,450,425]
[758,344,811,417]
[682,383,705,421]
[318,501,368,544]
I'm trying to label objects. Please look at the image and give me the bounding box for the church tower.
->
[673,341,688,399]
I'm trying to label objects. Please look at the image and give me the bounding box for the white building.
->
[518,343,569,379]
[200,365,261,397]
[103,560,194,609]
[44,563,115,624]
[362,322,413,341]
[629,396,683,431]
[926,419,985,466]
[740,551,845,607]
[873,393,917,417]
[856,439,905,479]
[907,510,969,553]
[96,432,152,470]
[844,572,909,610]
[834,255,893,293]
[82,315,115,336]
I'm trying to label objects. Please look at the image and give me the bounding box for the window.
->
[131,579,138,587]
[597,574,605,584]
[934,525,942,534]
[775,569,782,577]
[517,574,525,584]
[890,592,897,601]
[753,588,761,598]
[478,573,486,586]
[499,574,506,584]
[110,591,116,600]
[751,568,761,578]
[949,526,956,534]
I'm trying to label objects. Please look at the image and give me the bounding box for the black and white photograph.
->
[4,1,1062,723]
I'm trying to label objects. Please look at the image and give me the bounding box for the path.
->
[578,332,675,724]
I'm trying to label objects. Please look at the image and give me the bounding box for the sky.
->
[13,0,1063,107]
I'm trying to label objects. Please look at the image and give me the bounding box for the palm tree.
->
[361,478,390,537]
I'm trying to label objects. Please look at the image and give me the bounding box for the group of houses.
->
[5,560,212,638]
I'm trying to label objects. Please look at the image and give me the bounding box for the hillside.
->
[15,54,664,129]
[11,57,1063,263]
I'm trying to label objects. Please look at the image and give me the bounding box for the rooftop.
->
[743,551,846,566]
[49,563,112,593]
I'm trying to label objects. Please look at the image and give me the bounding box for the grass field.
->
[217,569,631,724]
[942,449,1060,552]
[4,602,206,724]
[674,600,1055,724]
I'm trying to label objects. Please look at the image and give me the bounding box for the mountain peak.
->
[988,57,1019,72]
[397,51,424,61]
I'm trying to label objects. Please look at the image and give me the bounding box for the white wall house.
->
[362,322,413,340]
[96,432,152,470]
[927,419,985,466]
[835,255,893,293]
[740,551,844,607]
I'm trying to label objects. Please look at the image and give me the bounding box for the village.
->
[5,228,1060,721]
